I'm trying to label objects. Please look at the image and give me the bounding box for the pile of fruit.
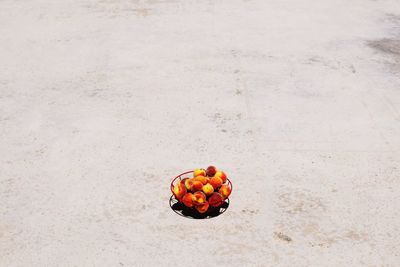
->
[172,166,232,214]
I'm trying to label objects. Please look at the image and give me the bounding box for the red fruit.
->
[184,178,193,190]
[214,171,227,183]
[193,175,208,185]
[209,176,223,189]
[219,184,231,199]
[202,183,214,196]
[192,191,207,206]
[182,193,194,207]
[208,192,224,207]
[173,182,187,200]
[180,178,189,186]
[206,166,217,177]
[193,169,206,177]
[190,180,203,192]
[195,202,210,213]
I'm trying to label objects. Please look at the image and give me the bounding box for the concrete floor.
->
[1,0,400,266]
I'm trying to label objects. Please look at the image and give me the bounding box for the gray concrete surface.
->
[1,0,400,266]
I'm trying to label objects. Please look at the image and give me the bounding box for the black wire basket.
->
[169,170,232,219]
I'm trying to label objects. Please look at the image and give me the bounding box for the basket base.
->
[169,195,230,219]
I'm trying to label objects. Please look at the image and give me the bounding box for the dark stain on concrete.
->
[368,39,400,56]
[274,231,292,242]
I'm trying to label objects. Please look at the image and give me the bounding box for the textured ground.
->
[1,0,400,266]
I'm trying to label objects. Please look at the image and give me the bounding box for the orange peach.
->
[195,202,209,213]
[193,175,208,185]
[173,182,187,200]
[208,192,224,207]
[214,171,227,183]
[219,184,231,199]
[193,168,206,177]
[184,178,193,190]
[190,180,203,192]
[209,176,223,189]
[206,165,217,177]
[192,191,207,206]
[182,193,194,207]
[180,178,189,186]
[202,183,214,196]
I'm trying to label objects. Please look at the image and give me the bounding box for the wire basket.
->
[169,170,232,219]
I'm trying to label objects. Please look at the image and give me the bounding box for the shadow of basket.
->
[169,195,230,219]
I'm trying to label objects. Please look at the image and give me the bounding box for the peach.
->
[193,175,208,185]
[180,178,189,186]
[190,180,203,192]
[208,192,224,207]
[209,176,223,189]
[206,166,217,177]
[195,201,210,213]
[182,193,194,207]
[202,183,214,196]
[192,191,207,206]
[173,182,187,200]
[219,184,231,199]
[193,168,206,177]
[214,171,227,183]
[184,178,193,191]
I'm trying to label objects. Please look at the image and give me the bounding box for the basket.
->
[169,170,232,219]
